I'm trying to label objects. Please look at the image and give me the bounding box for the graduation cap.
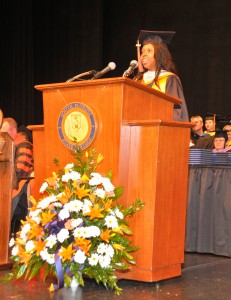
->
[137,30,175,46]
[204,114,231,131]
[204,113,218,122]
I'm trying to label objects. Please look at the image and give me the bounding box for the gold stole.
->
[141,72,174,92]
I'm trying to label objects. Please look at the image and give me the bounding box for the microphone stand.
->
[122,70,135,78]
[122,70,129,77]
[66,70,97,82]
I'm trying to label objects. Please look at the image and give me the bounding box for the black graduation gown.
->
[165,75,189,122]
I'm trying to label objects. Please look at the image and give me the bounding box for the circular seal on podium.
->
[57,102,97,150]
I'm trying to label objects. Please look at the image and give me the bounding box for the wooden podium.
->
[0,133,14,269]
[30,77,191,281]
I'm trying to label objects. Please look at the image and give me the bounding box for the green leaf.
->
[113,186,124,200]
[125,245,139,252]
[120,224,132,235]
[106,169,113,180]
[122,251,137,265]
[64,273,72,287]
[112,262,130,270]
[27,261,44,280]
[53,157,59,166]
[123,198,144,217]
[0,272,14,282]
[74,272,84,286]
[16,264,27,279]
[43,264,52,282]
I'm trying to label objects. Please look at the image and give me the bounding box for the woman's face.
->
[141,44,156,71]
[214,137,226,150]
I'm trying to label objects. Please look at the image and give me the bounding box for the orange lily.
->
[34,239,47,256]
[29,223,44,239]
[57,186,73,204]
[73,237,91,256]
[100,229,112,243]
[45,172,58,187]
[72,180,82,189]
[89,193,96,203]
[21,217,34,227]
[41,211,56,226]
[58,244,76,262]
[15,237,26,246]
[83,203,104,220]
[27,196,38,211]
[74,184,91,199]
[17,245,32,265]
[102,199,113,212]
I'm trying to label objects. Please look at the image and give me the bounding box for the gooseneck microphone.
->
[91,62,116,79]
[122,60,138,77]
[66,70,97,82]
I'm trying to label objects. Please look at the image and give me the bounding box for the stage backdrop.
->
[0,0,231,126]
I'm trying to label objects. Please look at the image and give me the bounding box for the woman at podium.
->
[134,30,189,122]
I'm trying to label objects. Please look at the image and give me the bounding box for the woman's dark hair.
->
[154,43,176,73]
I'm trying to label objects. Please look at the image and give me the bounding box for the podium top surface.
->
[34,77,182,105]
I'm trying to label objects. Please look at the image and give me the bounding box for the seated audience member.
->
[223,124,231,147]
[213,131,231,152]
[0,117,34,234]
[18,124,33,144]
[190,115,214,149]
[204,114,216,136]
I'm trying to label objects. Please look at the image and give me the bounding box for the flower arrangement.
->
[6,148,144,295]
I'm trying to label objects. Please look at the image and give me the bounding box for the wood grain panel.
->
[0,133,14,268]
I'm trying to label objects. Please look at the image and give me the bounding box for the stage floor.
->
[0,252,231,299]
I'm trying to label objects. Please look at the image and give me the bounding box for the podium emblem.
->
[58,102,97,150]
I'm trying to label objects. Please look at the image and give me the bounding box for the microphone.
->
[91,62,116,79]
[66,70,97,82]
[122,60,138,77]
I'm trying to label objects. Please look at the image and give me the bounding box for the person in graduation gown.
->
[1,117,34,234]
[203,114,216,136]
[134,30,189,122]
[190,115,214,149]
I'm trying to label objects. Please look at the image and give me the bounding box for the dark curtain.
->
[0,0,231,126]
